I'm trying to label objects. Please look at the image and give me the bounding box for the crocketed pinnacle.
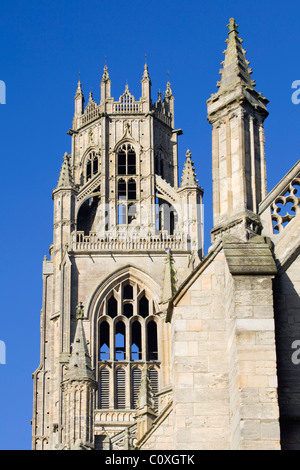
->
[57,153,74,188]
[180,149,198,188]
[217,18,255,92]
[65,317,95,383]
[136,365,156,411]
[161,248,177,303]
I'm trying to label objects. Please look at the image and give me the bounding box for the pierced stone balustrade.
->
[259,160,300,235]
[72,230,187,252]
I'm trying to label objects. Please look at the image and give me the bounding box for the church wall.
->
[274,252,300,449]
[171,251,231,449]
[170,242,281,450]
[231,274,280,449]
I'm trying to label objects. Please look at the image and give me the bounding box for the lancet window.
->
[85,151,99,182]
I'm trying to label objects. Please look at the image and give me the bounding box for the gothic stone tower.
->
[32,63,203,450]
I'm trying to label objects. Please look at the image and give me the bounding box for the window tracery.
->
[97,280,159,411]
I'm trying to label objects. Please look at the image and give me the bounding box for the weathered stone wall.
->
[169,237,280,450]
[274,252,300,449]
[171,250,231,449]
[138,405,174,450]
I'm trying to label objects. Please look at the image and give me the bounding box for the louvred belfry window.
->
[97,280,160,411]
[99,368,110,409]
[131,367,142,409]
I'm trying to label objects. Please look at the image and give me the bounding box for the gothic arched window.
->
[154,150,166,179]
[97,280,160,411]
[85,151,100,182]
[117,143,136,175]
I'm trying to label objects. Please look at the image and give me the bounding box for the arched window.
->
[147,320,158,361]
[97,279,160,411]
[85,151,100,182]
[99,320,110,360]
[154,150,166,179]
[115,321,126,360]
[131,321,141,360]
[117,143,136,175]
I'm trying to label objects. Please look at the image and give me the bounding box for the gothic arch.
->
[87,265,161,367]
[113,137,140,155]
[80,146,100,169]
[79,146,101,184]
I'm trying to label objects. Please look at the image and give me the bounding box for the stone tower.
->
[32,62,203,450]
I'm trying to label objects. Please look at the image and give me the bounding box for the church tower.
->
[32,62,203,450]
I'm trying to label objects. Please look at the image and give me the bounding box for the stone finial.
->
[165,80,173,98]
[102,62,110,82]
[142,54,150,81]
[74,74,83,99]
[56,153,74,189]
[180,149,198,188]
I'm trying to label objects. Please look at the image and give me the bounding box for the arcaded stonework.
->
[32,18,300,450]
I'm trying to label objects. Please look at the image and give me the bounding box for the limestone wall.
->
[274,252,300,449]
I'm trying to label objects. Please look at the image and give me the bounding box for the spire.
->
[65,316,95,383]
[217,18,255,92]
[180,149,198,188]
[56,153,74,188]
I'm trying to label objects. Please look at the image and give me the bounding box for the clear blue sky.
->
[0,0,299,450]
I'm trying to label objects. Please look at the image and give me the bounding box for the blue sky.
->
[0,0,300,450]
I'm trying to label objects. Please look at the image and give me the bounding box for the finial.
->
[102,59,110,82]
[180,149,198,188]
[142,55,150,80]
[76,302,84,320]
[165,72,173,98]
[227,17,238,34]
